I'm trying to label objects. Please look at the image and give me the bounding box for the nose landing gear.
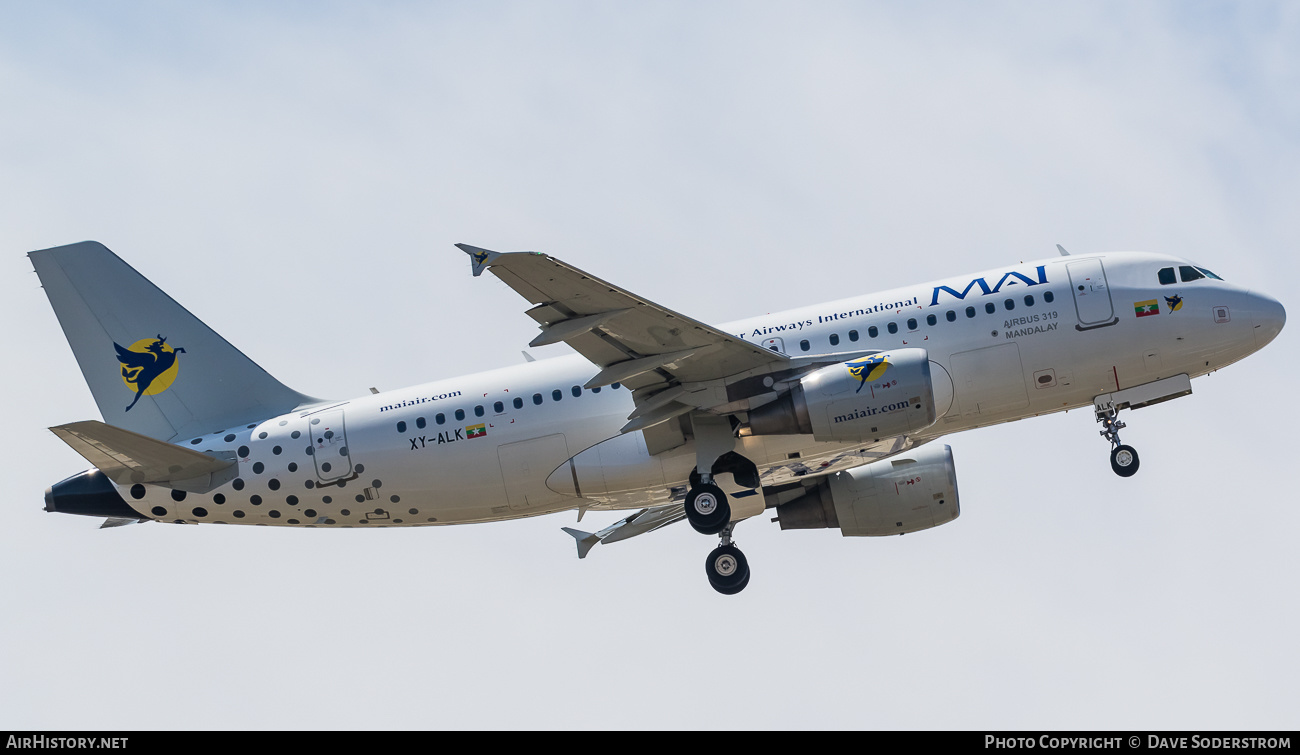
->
[1097,401,1140,477]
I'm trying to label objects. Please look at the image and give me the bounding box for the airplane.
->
[32,241,1285,594]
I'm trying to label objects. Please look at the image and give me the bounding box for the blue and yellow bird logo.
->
[471,251,490,265]
[113,335,185,412]
[1164,294,1183,312]
[846,355,889,393]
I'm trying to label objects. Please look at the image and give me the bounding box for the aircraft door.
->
[309,409,354,482]
[1067,259,1117,330]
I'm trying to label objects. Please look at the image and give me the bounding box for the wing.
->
[561,504,687,558]
[113,342,154,369]
[460,245,861,433]
[459,244,786,385]
[459,244,884,456]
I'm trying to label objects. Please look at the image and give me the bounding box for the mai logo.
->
[846,355,889,393]
[114,335,186,412]
[930,266,1049,306]
[471,251,490,265]
[1165,294,1183,312]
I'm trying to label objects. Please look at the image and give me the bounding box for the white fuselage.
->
[117,251,1281,527]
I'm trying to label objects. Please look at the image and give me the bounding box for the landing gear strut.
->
[684,413,737,535]
[705,524,751,595]
[1096,401,1139,477]
[685,412,753,593]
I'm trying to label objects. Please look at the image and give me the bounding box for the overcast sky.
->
[2,1,1297,730]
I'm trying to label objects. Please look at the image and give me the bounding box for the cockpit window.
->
[1196,266,1223,280]
[1179,265,1205,283]
[1158,267,1176,285]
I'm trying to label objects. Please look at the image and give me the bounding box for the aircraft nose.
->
[1249,290,1286,349]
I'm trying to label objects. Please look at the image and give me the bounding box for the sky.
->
[1,1,1297,730]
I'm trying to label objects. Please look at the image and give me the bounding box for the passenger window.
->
[966,306,976,318]
[512,398,523,409]
[1004,298,1015,311]
[474,405,484,417]
[1158,267,1176,285]
[571,386,581,397]
[552,389,562,401]
[533,393,543,405]
[985,302,996,314]
[396,421,406,433]
[799,339,810,351]
[848,330,859,342]
[611,383,621,389]
[868,326,879,338]
[906,318,917,330]
[946,310,956,322]
[1179,265,1205,282]
[591,386,602,393]
[829,333,839,346]
[887,322,898,334]
[926,314,937,326]
[416,417,426,429]
[436,413,445,425]
[1024,295,1034,307]
[455,409,465,421]
[494,401,504,413]
[1044,291,1055,303]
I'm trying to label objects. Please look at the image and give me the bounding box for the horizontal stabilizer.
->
[50,420,237,493]
[100,517,146,529]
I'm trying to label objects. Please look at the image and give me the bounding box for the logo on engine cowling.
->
[846,355,889,393]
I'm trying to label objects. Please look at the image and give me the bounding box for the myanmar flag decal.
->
[466,423,487,439]
[1134,300,1160,317]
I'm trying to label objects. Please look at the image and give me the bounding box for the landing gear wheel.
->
[1110,444,1139,477]
[685,483,731,535]
[705,544,750,594]
[710,570,751,596]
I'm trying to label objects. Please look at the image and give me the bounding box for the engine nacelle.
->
[774,443,959,536]
[749,348,938,442]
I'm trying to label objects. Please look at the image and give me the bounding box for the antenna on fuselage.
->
[1056,244,1071,256]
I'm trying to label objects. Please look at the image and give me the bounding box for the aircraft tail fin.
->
[30,241,320,441]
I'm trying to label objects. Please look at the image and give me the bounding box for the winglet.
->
[455,243,501,277]
[1056,244,1070,257]
[561,527,601,559]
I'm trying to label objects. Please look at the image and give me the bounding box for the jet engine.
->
[773,443,959,536]
[748,348,939,443]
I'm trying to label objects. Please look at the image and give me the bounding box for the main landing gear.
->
[685,412,752,594]
[1096,401,1139,477]
[685,481,730,535]
[705,524,750,595]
